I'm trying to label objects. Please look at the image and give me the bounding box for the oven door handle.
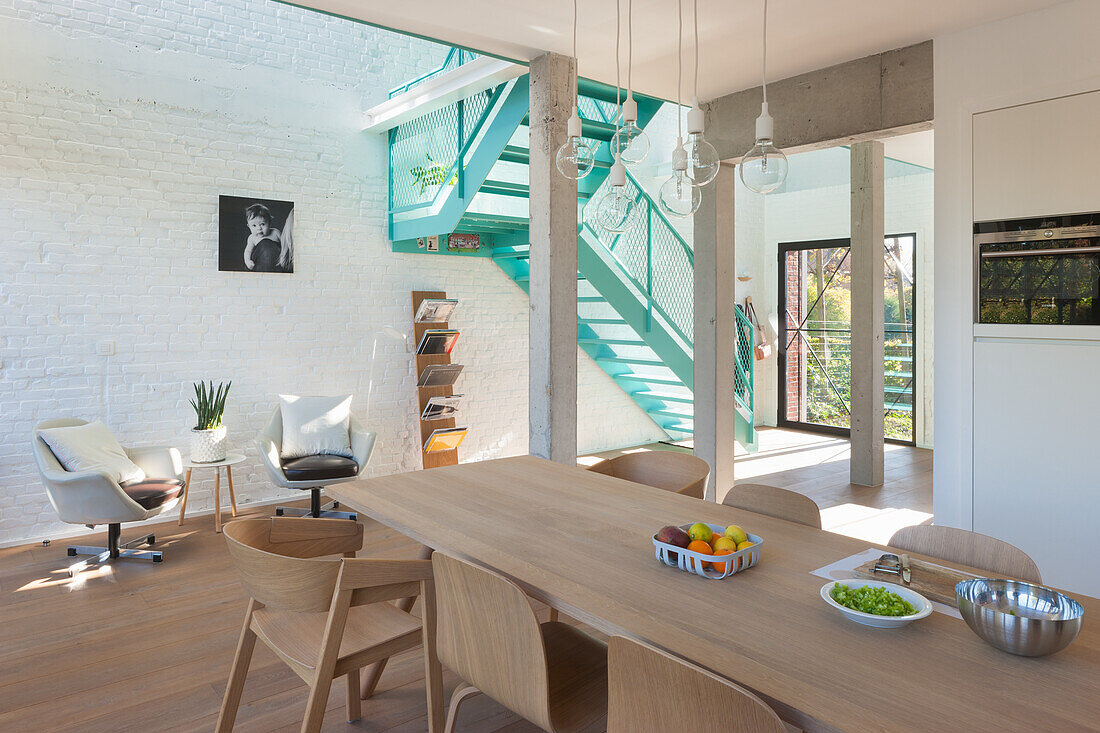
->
[980,246,1100,258]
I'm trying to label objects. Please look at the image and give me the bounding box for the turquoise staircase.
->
[386,56,757,450]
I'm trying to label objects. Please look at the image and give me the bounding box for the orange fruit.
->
[686,540,713,571]
[711,548,736,574]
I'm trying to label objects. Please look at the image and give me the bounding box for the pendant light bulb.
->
[739,101,788,194]
[685,97,719,187]
[612,93,650,165]
[658,139,701,218]
[596,157,638,233]
[556,109,596,180]
[740,0,788,194]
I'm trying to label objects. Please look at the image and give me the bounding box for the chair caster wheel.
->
[275,508,284,516]
[153,556,163,563]
[147,535,155,545]
[67,547,77,557]
[348,515,358,522]
[42,539,51,547]
[332,501,340,509]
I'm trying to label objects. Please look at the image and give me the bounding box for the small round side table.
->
[178,452,246,533]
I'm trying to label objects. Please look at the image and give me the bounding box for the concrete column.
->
[528,52,578,464]
[850,141,885,486]
[693,163,737,501]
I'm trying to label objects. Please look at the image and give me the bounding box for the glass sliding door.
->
[777,234,916,444]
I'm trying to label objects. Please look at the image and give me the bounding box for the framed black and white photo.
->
[219,195,294,273]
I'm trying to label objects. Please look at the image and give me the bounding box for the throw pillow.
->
[37,420,147,484]
[279,394,354,460]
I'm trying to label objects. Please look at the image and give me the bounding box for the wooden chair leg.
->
[345,669,362,723]
[214,469,222,533]
[301,675,335,733]
[215,600,259,733]
[444,685,481,733]
[363,545,432,700]
[178,468,192,525]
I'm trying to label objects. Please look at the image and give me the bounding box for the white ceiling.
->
[295,0,1064,101]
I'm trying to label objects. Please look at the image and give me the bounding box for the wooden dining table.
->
[330,455,1100,733]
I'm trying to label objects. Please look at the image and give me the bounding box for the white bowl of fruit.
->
[653,522,762,579]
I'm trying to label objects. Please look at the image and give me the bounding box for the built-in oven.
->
[974,214,1100,325]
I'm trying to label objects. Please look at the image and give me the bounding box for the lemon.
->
[712,536,737,552]
[724,525,749,544]
[736,540,755,551]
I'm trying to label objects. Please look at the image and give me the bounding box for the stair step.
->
[884,386,913,394]
[491,246,531,259]
[633,390,694,404]
[596,356,666,367]
[578,337,647,347]
[650,407,694,419]
[612,372,685,387]
[515,273,586,284]
[578,317,624,325]
[480,179,528,197]
[886,371,913,378]
[499,145,529,164]
[578,296,606,303]
[460,212,529,230]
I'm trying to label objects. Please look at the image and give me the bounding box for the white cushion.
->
[36,421,146,484]
[279,394,353,460]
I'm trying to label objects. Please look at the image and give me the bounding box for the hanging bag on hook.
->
[746,297,771,360]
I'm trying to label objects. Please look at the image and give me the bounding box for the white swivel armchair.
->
[255,408,376,520]
[32,418,185,575]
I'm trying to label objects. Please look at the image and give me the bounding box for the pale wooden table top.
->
[330,455,1100,733]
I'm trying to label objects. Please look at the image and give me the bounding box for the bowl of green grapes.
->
[821,579,933,628]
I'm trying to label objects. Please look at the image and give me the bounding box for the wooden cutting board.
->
[851,556,977,607]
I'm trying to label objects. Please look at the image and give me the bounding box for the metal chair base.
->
[66,524,161,576]
[275,488,357,521]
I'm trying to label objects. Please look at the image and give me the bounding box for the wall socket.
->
[96,340,115,357]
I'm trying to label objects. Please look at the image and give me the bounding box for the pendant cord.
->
[692,0,698,101]
[676,0,682,140]
[572,0,578,106]
[627,0,633,97]
[615,0,621,133]
[762,0,768,105]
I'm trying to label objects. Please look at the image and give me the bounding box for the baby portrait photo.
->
[218,195,294,273]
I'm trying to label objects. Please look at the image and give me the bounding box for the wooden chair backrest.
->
[223,517,364,612]
[587,451,710,499]
[721,483,822,529]
[888,525,1042,583]
[607,636,784,732]
[431,552,552,730]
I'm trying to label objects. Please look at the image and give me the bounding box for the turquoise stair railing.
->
[384,60,757,450]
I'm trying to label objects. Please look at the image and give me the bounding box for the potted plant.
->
[189,380,231,463]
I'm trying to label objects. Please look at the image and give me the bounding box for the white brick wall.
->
[0,0,663,545]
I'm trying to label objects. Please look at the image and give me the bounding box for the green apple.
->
[688,522,713,543]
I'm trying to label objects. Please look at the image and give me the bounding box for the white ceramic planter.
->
[190,426,227,463]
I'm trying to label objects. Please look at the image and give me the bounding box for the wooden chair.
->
[586,450,710,499]
[432,552,608,733]
[721,483,822,529]
[607,636,785,732]
[888,524,1042,582]
[216,517,435,733]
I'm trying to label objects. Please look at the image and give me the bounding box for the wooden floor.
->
[0,428,931,732]
[0,500,573,733]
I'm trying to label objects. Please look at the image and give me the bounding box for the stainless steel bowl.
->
[955,579,1084,657]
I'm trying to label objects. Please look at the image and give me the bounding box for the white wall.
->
[0,0,663,545]
[734,148,934,447]
[934,0,1100,594]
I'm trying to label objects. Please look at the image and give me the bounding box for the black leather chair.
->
[255,408,375,520]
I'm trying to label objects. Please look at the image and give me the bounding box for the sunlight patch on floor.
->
[822,504,933,545]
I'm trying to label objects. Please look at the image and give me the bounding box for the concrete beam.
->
[704,41,933,161]
[850,141,885,487]
[528,52,578,464]
[693,163,737,501]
